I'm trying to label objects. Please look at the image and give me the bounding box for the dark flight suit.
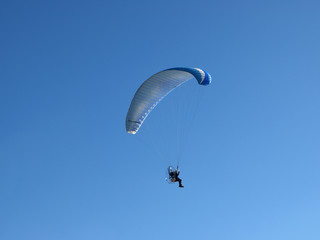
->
[169,170,184,188]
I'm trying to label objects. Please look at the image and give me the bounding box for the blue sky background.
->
[1,0,320,239]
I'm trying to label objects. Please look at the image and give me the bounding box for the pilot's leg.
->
[176,177,184,188]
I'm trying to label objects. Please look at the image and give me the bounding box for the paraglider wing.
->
[126,67,212,134]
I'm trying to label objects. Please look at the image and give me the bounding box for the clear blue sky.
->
[1,0,320,239]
